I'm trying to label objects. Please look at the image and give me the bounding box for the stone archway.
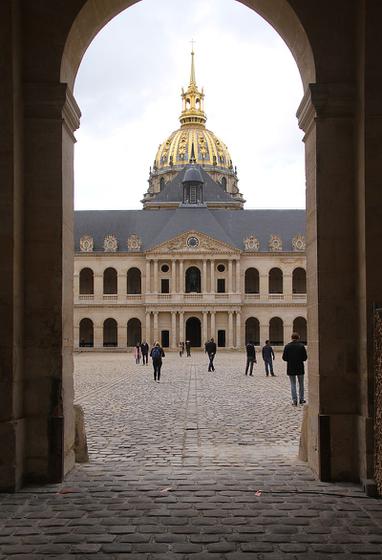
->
[186,317,201,347]
[3,0,380,490]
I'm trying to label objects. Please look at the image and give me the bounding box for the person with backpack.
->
[245,340,257,376]
[150,342,165,383]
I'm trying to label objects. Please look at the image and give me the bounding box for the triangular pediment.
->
[148,230,239,254]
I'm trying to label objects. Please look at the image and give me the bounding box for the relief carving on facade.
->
[158,231,236,254]
[243,235,260,251]
[103,234,118,252]
[80,235,94,252]
[292,234,306,252]
[127,234,142,252]
[269,234,282,252]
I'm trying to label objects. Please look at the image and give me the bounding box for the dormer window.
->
[182,166,204,206]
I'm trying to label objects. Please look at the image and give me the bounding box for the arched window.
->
[127,318,142,347]
[79,318,93,347]
[221,177,227,191]
[185,266,201,293]
[292,267,306,294]
[127,267,141,294]
[160,177,165,191]
[269,268,283,294]
[79,268,94,294]
[245,317,260,345]
[103,318,117,347]
[269,317,284,346]
[103,267,117,294]
[293,317,307,344]
[245,268,259,294]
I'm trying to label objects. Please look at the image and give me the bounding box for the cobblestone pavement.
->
[1,352,382,559]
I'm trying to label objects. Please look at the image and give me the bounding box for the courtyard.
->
[0,352,381,558]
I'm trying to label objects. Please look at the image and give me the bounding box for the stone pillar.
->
[145,312,151,345]
[284,272,293,299]
[179,260,184,293]
[171,312,177,348]
[202,260,207,293]
[145,260,151,293]
[283,323,292,346]
[228,311,234,348]
[179,311,184,343]
[236,311,241,349]
[94,324,103,349]
[297,83,359,481]
[153,259,159,294]
[153,311,159,343]
[210,260,215,293]
[117,273,124,302]
[260,323,269,346]
[118,323,126,348]
[202,311,208,344]
[228,260,233,293]
[260,273,268,297]
[236,259,241,294]
[73,273,79,299]
[211,311,216,340]
[94,274,103,298]
[171,260,176,294]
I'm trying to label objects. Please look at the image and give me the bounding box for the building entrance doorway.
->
[186,317,201,347]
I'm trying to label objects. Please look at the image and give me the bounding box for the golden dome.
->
[153,50,234,174]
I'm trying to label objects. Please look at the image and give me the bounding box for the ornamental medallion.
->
[103,234,118,252]
[79,235,93,252]
[269,234,282,252]
[292,234,306,252]
[243,235,260,251]
[127,234,142,252]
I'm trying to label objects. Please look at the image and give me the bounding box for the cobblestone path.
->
[1,352,382,559]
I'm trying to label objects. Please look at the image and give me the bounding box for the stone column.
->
[259,273,268,298]
[179,260,184,293]
[117,273,124,302]
[236,259,241,294]
[145,260,151,293]
[171,260,176,294]
[236,311,241,349]
[283,323,292,346]
[260,322,269,346]
[228,311,234,348]
[284,272,293,300]
[202,260,207,293]
[171,312,177,348]
[153,259,159,294]
[145,312,151,345]
[73,273,79,299]
[210,311,216,340]
[297,83,359,481]
[228,260,233,293]
[94,324,103,349]
[118,323,126,349]
[210,260,215,293]
[153,311,159,343]
[202,311,208,344]
[179,311,184,342]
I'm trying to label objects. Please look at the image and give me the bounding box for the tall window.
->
[269,317,284,345]
[185,266,201,293]
[79,318,94,347]
[127,267,141,294]
[103,267,117,294]
[79,268,94,294]
[127,318,142,346]
[245,268,259,293]
[293,317,307,344]
[103,318,117,347]
[245,317,260,345]
[269,268,283,294]
[292,267,306,293]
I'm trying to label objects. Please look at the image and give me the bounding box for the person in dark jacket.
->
[140,340,149,365]
[262,340,275,376]
[185,340,191,357]
[205,338,217,372]
[282,332,307,405]
[245,341,257,376]
[150,342,165,383]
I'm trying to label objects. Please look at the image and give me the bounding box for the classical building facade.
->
[74,53,307,351]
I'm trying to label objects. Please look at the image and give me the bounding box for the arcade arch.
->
[103,267,117,294]
[186,317,201,347]
[79,268,94,294]
[79,318,94,347]
[103,318,118,347]
[127,318,142,346]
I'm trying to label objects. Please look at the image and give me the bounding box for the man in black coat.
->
[140,340,149,365]
[282,332,308,406]
[205,338,217,372]
[245,340,257,376]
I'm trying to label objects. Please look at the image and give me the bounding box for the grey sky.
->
[74,0,305,210]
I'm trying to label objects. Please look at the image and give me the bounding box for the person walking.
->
[185,340,191,357]
[205,337,217,372]
[179,341,184,357]
[262,339,275,377]
[245,340,257,376]
[140,340,149,365]
[150,342,165,383]
[282,332,307,406]
[134,343,141,365]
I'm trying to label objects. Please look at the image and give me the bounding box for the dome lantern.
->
[179,49,206,128]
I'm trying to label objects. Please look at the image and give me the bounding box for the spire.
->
[179,47,207,128]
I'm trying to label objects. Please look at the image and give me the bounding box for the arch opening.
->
[127,318,142,346]
[79,318,94,347]
[127,267,141,294]
[103,318,118,347]
[186,317,201,347]
[79,268,94,294]
[245,317,260,345]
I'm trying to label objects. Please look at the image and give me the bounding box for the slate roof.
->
[151,166,237,204]
[75,208,305,253]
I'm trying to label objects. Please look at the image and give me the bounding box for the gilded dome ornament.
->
[80,235,93,252]
[269,235,283,252]
[292,234,306,251]
[103,234,118,252]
